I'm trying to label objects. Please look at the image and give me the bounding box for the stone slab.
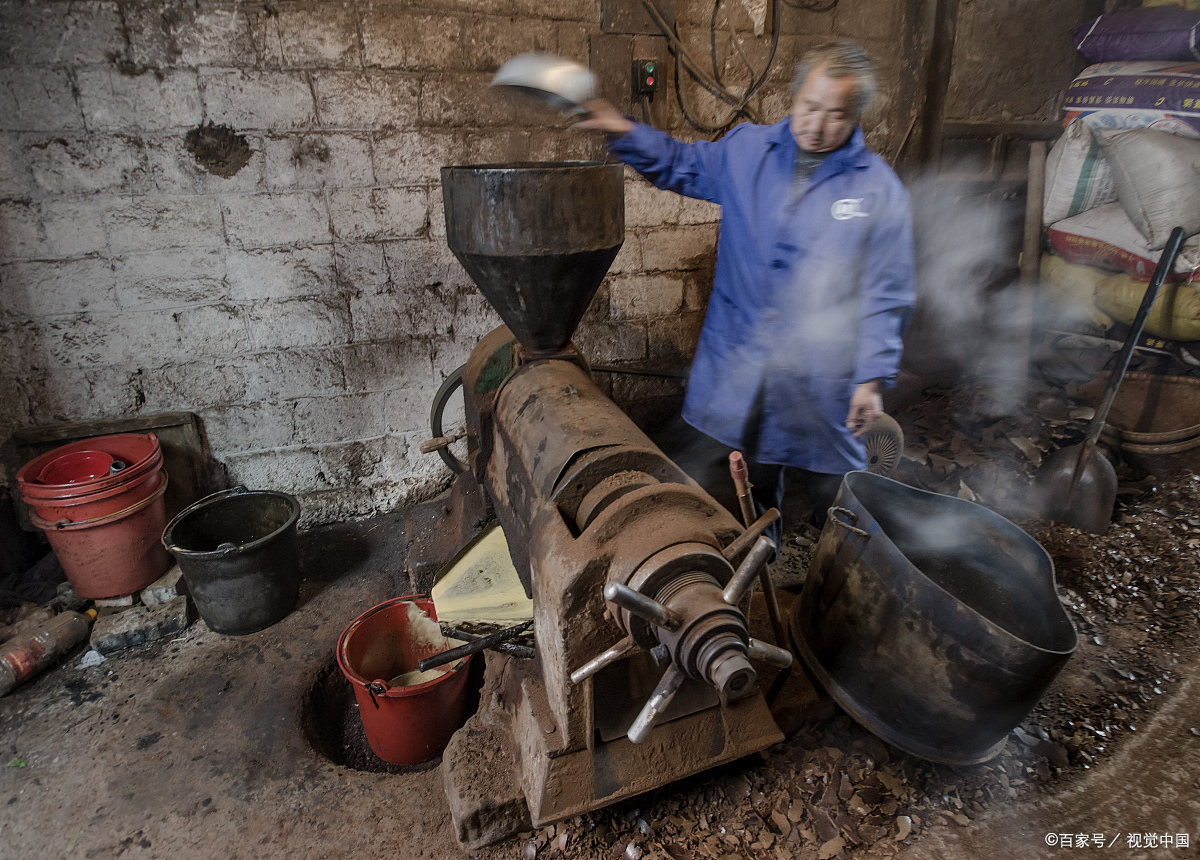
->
[90,595,192,655]
[442,710,531,850]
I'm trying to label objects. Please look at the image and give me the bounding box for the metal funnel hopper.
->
[441,162,624,353]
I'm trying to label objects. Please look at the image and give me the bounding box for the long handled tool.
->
[729,452,788,648]
[418,620,533,673]
[1035,226,1186,533]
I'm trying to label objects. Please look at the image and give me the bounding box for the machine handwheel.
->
[569,535,792,744]
[430,364,468,475]
[863,412,904,477]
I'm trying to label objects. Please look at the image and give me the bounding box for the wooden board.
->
[6,412,220,531]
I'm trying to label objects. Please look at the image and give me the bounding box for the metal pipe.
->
[417,620,533,673]
[627,665,685,744]
[722,535,776,606]
[569,636,638,685]
[444,626,536,660]
[1018,140,1047,378]
[603,582,682,631]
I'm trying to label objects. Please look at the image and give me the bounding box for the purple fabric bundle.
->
[1074,6,1200,63]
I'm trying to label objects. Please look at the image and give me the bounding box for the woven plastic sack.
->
[1063,62,1200,139]
[1046,203,1200,281]
[1096,273,1200,341]
[1095,127,1200,248]
[1143,0,1200,10]
[1039,254,1115,330]
[1044,119,1117,225]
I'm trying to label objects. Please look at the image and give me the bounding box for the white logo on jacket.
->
[831,198,869,220]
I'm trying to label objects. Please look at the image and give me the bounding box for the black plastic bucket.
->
[162,486,301,635]
[791,471,1077,765]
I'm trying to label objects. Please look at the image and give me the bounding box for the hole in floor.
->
[301,655,484,774]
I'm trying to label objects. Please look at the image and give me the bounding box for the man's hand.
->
[846,380,882,438]
[573,99,634,135]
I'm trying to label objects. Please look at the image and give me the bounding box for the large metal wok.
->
[791,471,1077,765]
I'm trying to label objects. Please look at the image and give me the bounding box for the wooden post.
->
[1018,140,1048,375]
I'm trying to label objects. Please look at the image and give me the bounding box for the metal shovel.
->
[1034,226,1186,533]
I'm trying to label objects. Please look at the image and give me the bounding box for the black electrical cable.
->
[670,0,760,133]
[710,0,777,101]
[654,0,782,134]
[740,0,782,104]
[642,0,831,136]
[710,0,729,88]
[674,50,742,135]
[640,0,756,114]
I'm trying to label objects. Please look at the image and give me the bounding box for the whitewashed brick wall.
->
[1,0,914,525]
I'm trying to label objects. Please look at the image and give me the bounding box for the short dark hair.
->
[790,40,877,118]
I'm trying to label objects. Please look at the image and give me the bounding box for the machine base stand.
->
[443,710,532,850]
[443,659,784,850]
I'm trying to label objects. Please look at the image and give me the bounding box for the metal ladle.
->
[1034,226,1186,533]
[490,53,597,114]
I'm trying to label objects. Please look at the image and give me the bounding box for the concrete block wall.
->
[0,0,903,525]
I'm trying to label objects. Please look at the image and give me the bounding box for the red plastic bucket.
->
[39,450,115,485]
[21,467,163,524]
[336,596,474,765]
[17,433,161,497]
[29,471,173,599]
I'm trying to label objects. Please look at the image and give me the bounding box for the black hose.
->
[591,363,689,380]
[710,0,726,88]
[741,0,782,104]
[429,364,468,474]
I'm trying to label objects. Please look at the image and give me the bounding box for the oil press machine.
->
[431,161,793,849]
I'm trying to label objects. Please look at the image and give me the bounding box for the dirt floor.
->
[2,385,1200,859]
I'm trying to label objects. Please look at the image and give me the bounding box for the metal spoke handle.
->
[569,636,637,685]
[747,637,793,669]
[578,534,789,744]
[627,665,685,744]
[722,535,776,605]
[721,507,780,564]
[603,582,682,631]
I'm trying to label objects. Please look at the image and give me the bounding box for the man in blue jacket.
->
[579,41,915,541]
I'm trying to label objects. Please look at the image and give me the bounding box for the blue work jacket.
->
[609,119,915,473]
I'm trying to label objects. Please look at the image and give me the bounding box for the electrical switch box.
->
[633,59,659,98]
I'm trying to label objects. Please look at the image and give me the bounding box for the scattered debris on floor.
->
[3,381,1199,859]
[466,382,1200,860]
